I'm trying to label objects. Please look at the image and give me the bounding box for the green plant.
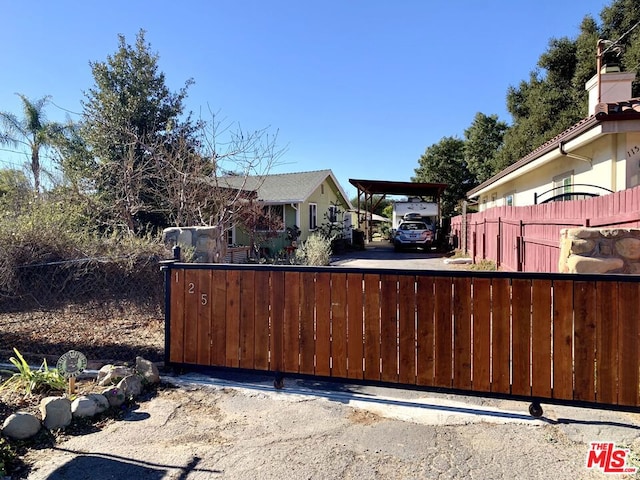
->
[295,234,332,266]
[0,348,67,396]
[0,437,16,477]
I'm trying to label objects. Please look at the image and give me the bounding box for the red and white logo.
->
[586,442,637,474]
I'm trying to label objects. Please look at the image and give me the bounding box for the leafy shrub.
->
[295,234,332,266]
[0,349,67,396]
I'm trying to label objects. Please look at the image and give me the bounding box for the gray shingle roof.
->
[219,169,346,203]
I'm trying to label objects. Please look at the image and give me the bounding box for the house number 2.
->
[186,283,208,304]
[174,273,208,305]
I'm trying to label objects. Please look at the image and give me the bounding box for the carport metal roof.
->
[348,179,448,240]
[349,179,447,198]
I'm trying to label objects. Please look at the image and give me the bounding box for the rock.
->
[101,387,126,407]
[71,396,98,418]
[136,356,160,384]
[569,239,595,255]
[87,393,110,413]
[71,394,109,418]
[40,397,72,430]
[615,237,640,259]
[566,255,624,274]
[97,365,134,386]
[117,375,143,398]
[1,412,41,440]
[567,228,601,239]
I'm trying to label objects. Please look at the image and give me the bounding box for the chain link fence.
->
[0,255,165,368]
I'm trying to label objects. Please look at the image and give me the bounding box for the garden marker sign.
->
[57,350,87,393]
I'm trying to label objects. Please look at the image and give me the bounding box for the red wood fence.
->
[163,263,640,412]
[451,186,640,272]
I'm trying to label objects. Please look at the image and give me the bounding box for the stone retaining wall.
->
[558,228,640,274]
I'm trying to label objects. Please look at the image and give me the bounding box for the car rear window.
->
[399,222,427,230]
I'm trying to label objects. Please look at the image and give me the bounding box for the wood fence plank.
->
[491,278,510,394]
[596,281,618,404]
[552,280,574,400]
[617,282,640,406]
[239,270,255,369]
[169,268,185,363]
[380,274,398,383]
[471,278,491,392]
[210,270,227,366]
[347,273,364,379]
[531,279,552,398]
[183,269,199,364]
[511,279,531,397]
[253,271,270,371]
[573,281,596,402]
[225,270,241,368]
[270,270,285,373]
[363,274,381,381]
[416,276,435,386]
[398,275,416,385]
[315,273,331,376]
[283,271,301,374]
[434,277,452,388]
[299,272,316,375]
[196,270,212,366]
[453,277,472,390]
[331,273,348,378]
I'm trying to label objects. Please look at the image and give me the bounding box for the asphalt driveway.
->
[331,240,466,270]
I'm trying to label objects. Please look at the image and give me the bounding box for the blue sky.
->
[1,0,610,199]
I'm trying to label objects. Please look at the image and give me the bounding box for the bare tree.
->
[153,113,286,261]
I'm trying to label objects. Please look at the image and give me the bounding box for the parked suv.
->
[393,220,434,251]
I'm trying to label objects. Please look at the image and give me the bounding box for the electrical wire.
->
[602,19,640,56]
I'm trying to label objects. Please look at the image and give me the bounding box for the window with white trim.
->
[553,171,573,201]
[328,205,339,223]
[504,192,515,207]
[309,203,318,230]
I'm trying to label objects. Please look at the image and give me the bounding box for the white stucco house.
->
[468,67,640,210]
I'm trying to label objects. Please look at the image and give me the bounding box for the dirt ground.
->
[20,372,640,480]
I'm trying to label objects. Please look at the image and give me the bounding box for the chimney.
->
[585,65,635,115]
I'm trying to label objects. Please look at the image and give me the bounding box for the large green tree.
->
[601,0,640,97]
[81,29,194,232]
[463,112,508,184]
[0,94,61,195]
[413,137,474,217]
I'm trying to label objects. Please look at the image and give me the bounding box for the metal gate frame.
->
[162,259,640,417]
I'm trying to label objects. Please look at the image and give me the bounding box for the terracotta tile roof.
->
[595,98,640,117]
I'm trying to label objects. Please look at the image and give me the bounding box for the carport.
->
[349,179,447,241]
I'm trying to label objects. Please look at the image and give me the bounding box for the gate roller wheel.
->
[529,402,543,418]
[274,371,284,390]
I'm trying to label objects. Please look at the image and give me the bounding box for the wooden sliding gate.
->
[163,263,640,411]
